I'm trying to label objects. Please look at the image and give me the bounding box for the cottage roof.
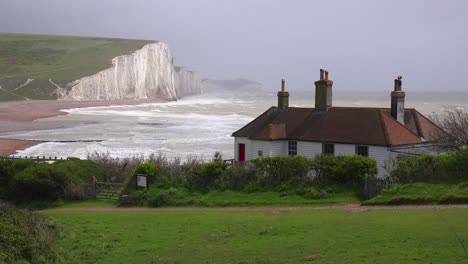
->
[232,106,445,146]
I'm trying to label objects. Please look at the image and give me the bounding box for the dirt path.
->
[53,204,468,212]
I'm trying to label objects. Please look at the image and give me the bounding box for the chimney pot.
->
[281,79,285,92]
[320,69,324,80]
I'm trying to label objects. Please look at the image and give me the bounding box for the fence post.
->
[92,176,97,199]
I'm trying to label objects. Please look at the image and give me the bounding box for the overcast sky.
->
[1,0,467,91]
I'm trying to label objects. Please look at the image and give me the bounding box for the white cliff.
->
[62,42,202,101]
[174,66,203,98]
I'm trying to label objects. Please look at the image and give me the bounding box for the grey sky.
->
[1,0,467,91]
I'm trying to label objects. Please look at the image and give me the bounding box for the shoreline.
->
[0,99,166,156]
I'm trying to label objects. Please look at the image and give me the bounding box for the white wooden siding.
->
[234,137,392,178]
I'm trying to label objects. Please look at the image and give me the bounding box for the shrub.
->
[134,162,157,179]
[326,155,378,184]
[390,147,468,183]
[191,161,227,190]
[2,159,106,203]
[0,201,61,263]
[12,164,68,202]
[251,156,311,186]
[0,159,36,199]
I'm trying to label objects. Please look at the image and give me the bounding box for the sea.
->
[4,89,468,160]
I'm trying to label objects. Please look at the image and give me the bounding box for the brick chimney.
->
[390,76,405,125]
[277,79,289,110]
[314,69,333,111]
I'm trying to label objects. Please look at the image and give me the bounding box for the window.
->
[322,143,334,155]
[258,150,263,157]
[288,141,297,156]
[355,145,369,157]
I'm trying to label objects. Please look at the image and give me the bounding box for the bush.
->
[251,156,311,186]
[191,161,227,190]
[0,159,36,199]
[12,164,68,202]
[325,155,378,184]
[0,201,61,263]
[390,147,468,183]
[1,159,106,203]
[134,162,157,179]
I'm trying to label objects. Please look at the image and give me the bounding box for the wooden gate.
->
[86,177,124,200]
[95,181,124,200]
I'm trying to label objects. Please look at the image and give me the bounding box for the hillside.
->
[0,33,153,101]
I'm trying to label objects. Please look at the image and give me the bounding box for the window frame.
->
[355,145,369,157]
[288,140,297,156]
[322,143,335,156]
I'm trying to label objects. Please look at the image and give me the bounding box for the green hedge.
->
[390,147,468,183]
[127,154,378,206]
[0,201,61,263]
[0,159,105,203]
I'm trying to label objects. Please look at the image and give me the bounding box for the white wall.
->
[235,137,287,160]
[234,137,391,178]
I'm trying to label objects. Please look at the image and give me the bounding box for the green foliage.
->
[0,159,36,198]
[191,161,227,190]
[252,156,311,186]
[390,147,468,183]
[325,155,378,184]
[0,202,61,263]
[129,154,378,206]
[363,182,468,205]
[0,159,105,203]
[134,162,157,178]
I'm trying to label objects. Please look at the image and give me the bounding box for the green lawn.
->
[44,208,468,263]
[0,32,153,101]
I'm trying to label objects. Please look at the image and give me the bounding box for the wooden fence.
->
[364,176,392,199]
[0,155,71,162]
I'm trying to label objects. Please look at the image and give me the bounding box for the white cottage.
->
[232,70,445,178]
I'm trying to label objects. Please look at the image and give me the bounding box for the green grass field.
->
[0,33,153,101]
[44,207,468,263]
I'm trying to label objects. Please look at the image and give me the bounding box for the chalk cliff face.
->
[174,66,203,98]
[62,42,202,101]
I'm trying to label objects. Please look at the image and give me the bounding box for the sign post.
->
[136,174,149,190]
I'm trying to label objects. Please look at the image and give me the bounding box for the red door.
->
[238,143,245,162]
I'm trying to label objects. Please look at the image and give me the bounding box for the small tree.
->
[430,106,468,151]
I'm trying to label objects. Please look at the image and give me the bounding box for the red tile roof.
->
[232,106,444,146]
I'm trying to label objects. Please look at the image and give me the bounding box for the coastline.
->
[0,99,166,156]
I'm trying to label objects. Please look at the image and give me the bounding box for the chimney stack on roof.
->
[277,79,289,110]
[390,76,405,125]
[315,69,333,111]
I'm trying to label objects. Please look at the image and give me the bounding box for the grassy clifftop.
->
[0,33,154,101]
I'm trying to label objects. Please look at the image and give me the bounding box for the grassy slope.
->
[45,208,468,263]
[363,182,468,205]
[0,33,153,101]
